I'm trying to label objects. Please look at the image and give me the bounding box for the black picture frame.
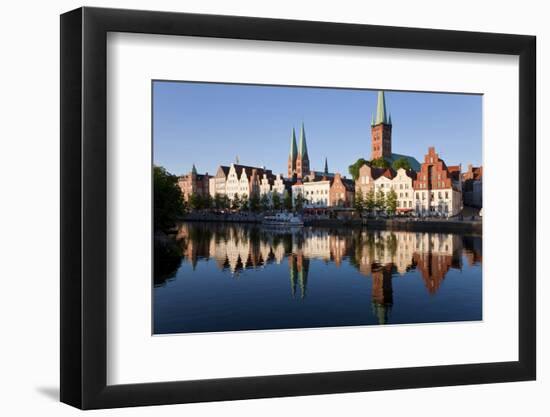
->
[60,6,536,410]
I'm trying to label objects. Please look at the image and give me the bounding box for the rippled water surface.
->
[154,222,482,334]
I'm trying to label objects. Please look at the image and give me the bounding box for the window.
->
[438,192,442,199]
[445,191,449,199]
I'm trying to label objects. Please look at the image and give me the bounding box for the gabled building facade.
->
[393,168,416,212]
[225,163,274,200]
[413,147,462,217]
[209,165,230,197]
[329,173,355,207]
[178,164,210,202]
[355,164,384,197]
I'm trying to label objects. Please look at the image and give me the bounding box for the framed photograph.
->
[60,6,536,409]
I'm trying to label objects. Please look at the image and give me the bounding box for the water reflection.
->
[155,222,482,329]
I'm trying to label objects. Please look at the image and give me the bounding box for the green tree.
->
[370,157,391,168]
[232,193,241,211]
[221,194,230,210]
[189,193,201,211]
[392,157,412,171]
[260,193,270,212]
[153,166,185,232]
[283,190,293,211]
[249,193,260,212]
[294,193,305,211]
[386,189,398,216]
[272,191,282,211]
[354,191,364,213]
[348,158,368,181]
[214,193,222,209]
[203,194,213,210]
[240,194,249,211]
[375,189,386,212]
[365,189,376,212]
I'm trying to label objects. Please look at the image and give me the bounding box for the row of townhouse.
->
[291,173,355,209]
[208,163,290,200]
[177,147,469,217]
[356,164,417,212]
[355,146,463,217]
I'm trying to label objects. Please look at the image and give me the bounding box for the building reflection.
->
[165,223,480,323]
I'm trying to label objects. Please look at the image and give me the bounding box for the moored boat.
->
[262,212,304,227]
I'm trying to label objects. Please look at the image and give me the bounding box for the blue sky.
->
[153,81,482,176]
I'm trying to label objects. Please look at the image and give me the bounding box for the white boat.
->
[262,212,304,227]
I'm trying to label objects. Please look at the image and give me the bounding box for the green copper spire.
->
[324,157,329,174]
[371,113,375,126]
[289,128,297,162]
[298,122,309,159]
[191,164,197,175]
[375,91,389,125]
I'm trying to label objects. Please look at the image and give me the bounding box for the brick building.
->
[413,147,463,217]
[370,91,421,171]
[178,164,210,202]
[288,123,310,179]
[462,164,483,208]
[329,173,355,207]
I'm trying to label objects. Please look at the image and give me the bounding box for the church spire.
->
[298,122,309,159]
[294,122,310,179]
[289,128,297,162]
[324,157,328,175]
[375,91,389,125]
[191,163,197,175]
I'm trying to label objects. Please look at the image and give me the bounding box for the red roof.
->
[447,165,461,181]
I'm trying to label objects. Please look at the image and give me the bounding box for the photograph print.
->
[153,81,483,335]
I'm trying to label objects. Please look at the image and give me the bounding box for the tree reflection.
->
[155,222,481,322]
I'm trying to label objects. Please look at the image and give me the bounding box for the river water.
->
[154,222,482,334]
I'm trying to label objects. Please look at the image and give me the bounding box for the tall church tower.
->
[296,123,310,179]
[371,91,392,160]
[288,128,298,178]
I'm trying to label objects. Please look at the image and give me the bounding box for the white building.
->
[209,165,230,197]
[392,168,415,212]
[224,163,274,201]
[292,179,331,208]
[272,174,287,196]
[259,174,272,196]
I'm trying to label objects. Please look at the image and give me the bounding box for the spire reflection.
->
[161,222,480,323]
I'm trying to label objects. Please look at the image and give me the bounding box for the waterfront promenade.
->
[180,212,482,234]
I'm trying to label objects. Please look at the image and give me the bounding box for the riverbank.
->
[305,218,482,234]
[181,212,482,234]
